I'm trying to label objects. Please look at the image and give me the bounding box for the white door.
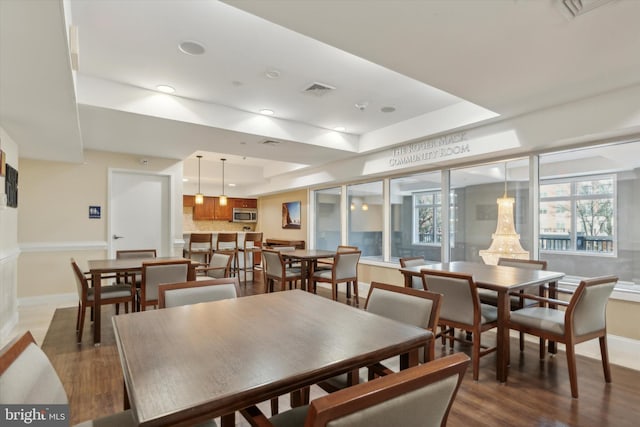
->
[109,170,171,257]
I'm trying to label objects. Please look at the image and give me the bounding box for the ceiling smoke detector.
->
[302,81,336,97]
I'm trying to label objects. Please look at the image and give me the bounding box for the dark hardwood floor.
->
[41,275,640,426]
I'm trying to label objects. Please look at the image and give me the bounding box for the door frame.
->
[107,168,174,258]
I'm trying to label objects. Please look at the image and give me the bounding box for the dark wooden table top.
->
[112,290,429,426]
[280,249,336,260]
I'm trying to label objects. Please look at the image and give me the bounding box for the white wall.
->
[0,127,19,342]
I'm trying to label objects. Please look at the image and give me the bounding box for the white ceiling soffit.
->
[0,0,82,162]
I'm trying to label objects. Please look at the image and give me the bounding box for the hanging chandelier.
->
[479,164,529,265]
[194,155,204,205]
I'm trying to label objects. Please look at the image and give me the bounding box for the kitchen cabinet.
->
[183,195,195,208]
[214,197,233,221]
[232,198,257,208]
[193,196,215,220]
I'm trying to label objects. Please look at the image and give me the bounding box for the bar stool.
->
[239,232,263,284]
[216,232,239,277]
[185,233,213,265]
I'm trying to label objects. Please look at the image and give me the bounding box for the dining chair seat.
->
[86,285,134,301]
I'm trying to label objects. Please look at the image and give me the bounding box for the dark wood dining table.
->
[87,256,196,345]
[111,289,429,427]
[399,261,564,382]
[280,249,336,291]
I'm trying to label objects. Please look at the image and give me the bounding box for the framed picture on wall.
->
[282,201,301,229]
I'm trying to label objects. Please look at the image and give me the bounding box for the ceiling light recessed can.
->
[178,40,206,56]
[381,106,396,113]
[156,85,175,94]
[334,126,346,132]
[259,109,274,116]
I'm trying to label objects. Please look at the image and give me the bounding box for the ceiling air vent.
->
[302,81,336,97]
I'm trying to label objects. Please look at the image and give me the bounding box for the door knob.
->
[113,235,125,240]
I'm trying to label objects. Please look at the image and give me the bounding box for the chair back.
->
[141,260,190,303]
[204,253,232,278]
[337,245,358,252]
[0,332,68,404]
[116,249,157,259]
[262,249,285,279]
[333,250,361,280]
[421,270,479,326]
[70,258,88,299]
[400,256,426,289]
[306,353,469,427]
[158,278,240,308]
[273,246,296,252]
[569,275,617,336]
[216,232,238,250]
[365,282,441,362]
[244,232,263,249]
[497,258,547,270]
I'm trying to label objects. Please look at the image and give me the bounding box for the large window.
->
[539,175,615,254]
[314,187,341,251]
[348,181,383,259]
[413,191,442,245]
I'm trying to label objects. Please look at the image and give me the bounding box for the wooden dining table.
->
[399,261,564,383]
[111,289,429,427]
[87,256,196,345]
[280,249,336,291]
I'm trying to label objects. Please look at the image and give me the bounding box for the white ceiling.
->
[2,0,640,194]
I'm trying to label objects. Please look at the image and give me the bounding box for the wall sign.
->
[89,206,101,219]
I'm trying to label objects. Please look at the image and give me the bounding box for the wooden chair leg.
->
[75,301,81,331]
[565,343,579,398]
[519,331,525,351]
[332,283,338,301]
[353,280,359,305]
[472,327,481,381]
[77,304,86,343]
[599,335,612,383]
[539,337,546,359]
[270,397,279,416]
[115,303,120,315]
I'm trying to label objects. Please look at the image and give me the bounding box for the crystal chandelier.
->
[479,164,529,265]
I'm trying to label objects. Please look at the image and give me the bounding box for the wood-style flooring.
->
[40,276,640,426]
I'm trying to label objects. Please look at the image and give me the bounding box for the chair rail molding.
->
[20,241,108,252]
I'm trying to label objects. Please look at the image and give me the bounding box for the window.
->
[314,187,342,251]
[347,181,383,260]
[539,175,615,254]
[413,191,442,245]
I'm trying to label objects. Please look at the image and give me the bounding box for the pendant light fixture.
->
[479,162,529,265]
[194,155,204,205]
[219,158,228,206]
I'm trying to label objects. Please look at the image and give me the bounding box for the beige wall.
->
[257,189,307,244]
[18,150,184,298]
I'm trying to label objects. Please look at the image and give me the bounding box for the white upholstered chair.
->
[158,277,240,308]
[310,250,361,303]
[139,259,190,311]
[400,256,427,289]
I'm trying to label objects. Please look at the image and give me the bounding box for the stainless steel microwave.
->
[232,208,257,223]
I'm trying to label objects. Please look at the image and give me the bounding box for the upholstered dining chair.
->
[508,275,617,398]
[421,269,498,381]
[318,281,442,393]
[262,249,303,292]
[400,256,427,289]
[216,232,239,276]
[477,257,548,351]
[0,331,136,426]
[310,250,361,304]
[241,352,470,427]
[185,233,214,265]
[115,248,157,288]
[314,245,358,271]
[139,259,191,311]
[196,252,233,279]
[158,277,240,308]
[239,232,263,284]
[71,258,135,343]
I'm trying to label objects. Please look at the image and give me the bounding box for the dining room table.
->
[398,260,564,383]
[279,248,336,291]
[111,289,430,427]
[87,256,197,345]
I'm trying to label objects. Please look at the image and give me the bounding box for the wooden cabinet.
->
[183,195,195,208]
[214,197,233,221]
[232,198,257,208]
[193,196,215,220]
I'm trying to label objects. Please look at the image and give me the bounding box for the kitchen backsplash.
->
[183,208,255,232]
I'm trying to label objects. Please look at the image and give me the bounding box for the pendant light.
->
[219,158,228,206]
[194,155,204,205]
[479,162,529,265]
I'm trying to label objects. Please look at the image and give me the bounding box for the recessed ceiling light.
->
[334,126,346,132]
[178,40,206,56]
[381,106,396,113]
[156,85,175,94]
[228,183,236,187]
[182,178,189,182]
[265,69,281,79]
[259,109,274,116]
